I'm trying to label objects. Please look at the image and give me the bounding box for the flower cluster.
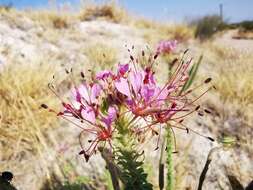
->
[42,43,213,162]
[156,40,177,54]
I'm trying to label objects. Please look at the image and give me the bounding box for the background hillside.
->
[0,1,252,190]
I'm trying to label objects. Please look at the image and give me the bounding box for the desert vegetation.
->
[0,1,252,190]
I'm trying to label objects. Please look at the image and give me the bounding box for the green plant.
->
[194,15,225,40]
[164,54,203,190]
[115,117,153,190]
[166,129,174,190]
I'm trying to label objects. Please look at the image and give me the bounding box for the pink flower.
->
[47,80,119,161]
[114,64,170,120]
[117,63,129,76]
[43,44,213,161]
[96,70,114,80]
[156,40,177,54]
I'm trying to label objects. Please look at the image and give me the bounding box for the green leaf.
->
[101,98,109,114]
[181,55,203,93]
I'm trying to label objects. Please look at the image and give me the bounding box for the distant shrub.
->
[52,16,68,29]
[194,15,225,40]
[79,2,127,23]
[238,20,253,31]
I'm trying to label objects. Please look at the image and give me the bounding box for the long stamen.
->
[171,121,214,142]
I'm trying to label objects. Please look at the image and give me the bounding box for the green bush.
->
[194,15,225,40]
[238,20,253,31]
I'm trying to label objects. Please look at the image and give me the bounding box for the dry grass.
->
[0,62,61,164]
[26,10,72,29]
[79,1,128,23]
[199,42,253,156]
[204,43,253,106]
[83,42,118,70]
[0,8,73,29]
[134,19,193,45]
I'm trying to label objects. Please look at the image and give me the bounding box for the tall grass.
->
[0,62,60,164]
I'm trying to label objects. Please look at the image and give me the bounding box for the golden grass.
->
[134,19,193,45]
[83,42,118,70]
[26,10,72,29]
[79,1,128,23]
[204,43,253,105]
[0,62,61,163]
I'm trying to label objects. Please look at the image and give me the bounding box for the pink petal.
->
[90,83,102,103]
[102,106,117,127]
[71,87,81,102]
[129,71,143,95]
[78,83,90,102]
[96,70,113,80]
[117,63,129,76]
[141,85,155,102]
[81,106,96,124]
[115,78,131,97]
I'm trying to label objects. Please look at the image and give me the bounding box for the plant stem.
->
[166,129,173,190]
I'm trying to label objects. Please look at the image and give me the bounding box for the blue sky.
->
[0,0,252,23]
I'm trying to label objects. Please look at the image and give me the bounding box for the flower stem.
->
[166,129,174,190]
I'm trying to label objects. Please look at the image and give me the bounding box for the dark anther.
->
[204,109,211,114]
[171,58,178,65]
[186,128,189,133]
[79,150,85,155]
[130,55,134,61]
[80,72,85,78]
[212,85,217,90]
[165,146,168,150]
[142,50,145,56]
[184,49,189,54]
[65,69,69,74]
[41,104,48,109]
[179,119,184,123]
[207,137,215,142]
[204,78,212,83]
[88,140,92,143]
[154,146,159,151]
[195,105,201,111]
[132,45,134,49]
[186,89,192,94]
[172,151,178,154]
[154,53,158,60]
[198,112,204,116]
[84,153,90,162]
